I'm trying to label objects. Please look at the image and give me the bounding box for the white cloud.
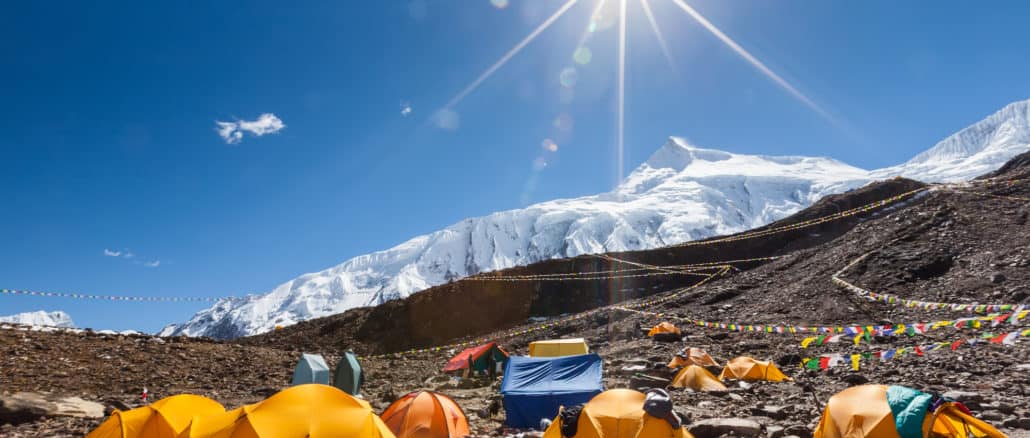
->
[215,113,286,144]
[400,102,412,117]
[103,249,121,257]
[144,260,160,268]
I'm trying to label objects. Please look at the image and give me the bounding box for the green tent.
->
[291,353,331,386]
[333,350,363,396]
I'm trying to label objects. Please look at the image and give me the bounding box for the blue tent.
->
[291,353,331,386]
[500,353,603,428]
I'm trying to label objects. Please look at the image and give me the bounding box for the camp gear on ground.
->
[380,390,469,438]
[813,384,1005,438]
[186,384,393,438]
[442,342,509,374]
[718,357,791,382]
[541,389,694,438]
[643,389,680,429]
[559,405,583,437]
[500,353,604,428]
[647,323,682,342]
[667,348,719,369]
[292,353,331,386]
[335,349,364,396]
[669,365,727,392]
[529,338,590,357]
[87,394,224,438]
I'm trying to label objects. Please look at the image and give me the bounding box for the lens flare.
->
[490,0,509,9]
[542,138,559,152]
[559,67,579,88]
[616,0,627,184]
[573,47,593,65]
[639,0,678,74]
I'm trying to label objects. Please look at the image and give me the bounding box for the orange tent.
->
[669,365,727,392]
[380,391,470,438]
[667,348,719,369]
[87,394,224,438]
[541,389,693,438]
[718,357,791,382]
[814,385,1005,438]
[647,322,681,337]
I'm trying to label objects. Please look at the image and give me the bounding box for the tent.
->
[442,342,508,374]
[718,357,791,382]
[647,322,681,337]
[334,350,364,396]
[541,389,693,438]
[185,384,394,438]
[292,353,331,386]
[666,348,718,369]
[669,365,727,392]
[528,338,590,357]
[87,394,224,438]
[814,385,1005,438]
[500,353,604,428]
[380,391,470,438]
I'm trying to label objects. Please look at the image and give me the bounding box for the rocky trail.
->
[2,153,1030,437]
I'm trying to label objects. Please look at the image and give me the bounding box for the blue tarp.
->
[500,353,603,428]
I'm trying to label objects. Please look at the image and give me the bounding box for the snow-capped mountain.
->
[0,310,75,328]
[164,99,1030,339]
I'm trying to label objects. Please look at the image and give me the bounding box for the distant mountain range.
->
[162,99,1030,339]
[0,310,75,328]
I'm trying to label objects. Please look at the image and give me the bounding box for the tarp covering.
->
[87,395,224,438]
[718,357,790,382]
[529,338,590,357]
[442,342,508,373]
[334,350,364,396]
[669,365,727,392]
[647,322,681,337]
[500,354,604,428]
[292,353,331,386]
[813,385,1006,438]
[541,389,693,438]
[667,348,719,369]
[381,391,470,438]
[185,384,394,438]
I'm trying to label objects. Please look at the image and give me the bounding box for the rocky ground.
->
[2,154,1029,437]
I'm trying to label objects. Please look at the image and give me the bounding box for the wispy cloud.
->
[103,249,121,257]
[143,260,160,268]
[215,113,286,144]
[103,248,156,267]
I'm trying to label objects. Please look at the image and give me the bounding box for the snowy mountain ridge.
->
[163,99,1030,339]
[0,310,76,328]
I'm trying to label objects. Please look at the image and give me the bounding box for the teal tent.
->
[333,350,363,396]
[291,353,331,386]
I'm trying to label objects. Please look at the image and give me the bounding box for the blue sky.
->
[2,1,1029,332]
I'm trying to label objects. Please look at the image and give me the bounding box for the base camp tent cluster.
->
[86,338,1008,437]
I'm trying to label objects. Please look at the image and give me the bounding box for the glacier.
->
[163,99,1030,339]
[0,310,76,328]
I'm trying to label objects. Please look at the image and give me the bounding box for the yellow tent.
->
[541,389,693,438]
[669,365,727,392]
[718,357,791,382]
[666,348,719,369]
[814,385,1005,438]
[529,338,589,357]
[186,384,395,438]
[87,394,225,438]
[647,322,681,337]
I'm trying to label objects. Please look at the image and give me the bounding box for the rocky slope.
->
[167,99,1030,339]
[4,153,1029,437]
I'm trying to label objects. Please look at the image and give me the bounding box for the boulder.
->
[688,418,762,438]
[0,393,55,425]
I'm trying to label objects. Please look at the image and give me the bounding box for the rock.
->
[990,273,1006,283]
[0,393,55,425]
[729,393,744,402]
[50,397,103,419]
[253,387,277,398]
[752,405,788,420]
[1003,417,1030,430]
[629,374,669,390]
[842,374,869,386]
[688,418,762,438]
[979,411,1003,422]
[784,424,811,438]
[767,425,785,438]
[942,391,981,404]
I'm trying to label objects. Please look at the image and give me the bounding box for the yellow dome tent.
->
[814,385,1005,438]
[666,348,719,369]
[528,338,589,357]
[541,389,694,438]
[647,322,681,337]
[186,384,395,438]
[87,394,224,438]
[380,391,470,438]
[669,365,727,392]
[718,357,791,382]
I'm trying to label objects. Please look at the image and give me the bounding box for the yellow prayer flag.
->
[851,354,860,371]
[801,336,817,348]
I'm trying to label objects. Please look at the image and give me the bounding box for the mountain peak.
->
[644,137,733,171]
[0,310,75,328]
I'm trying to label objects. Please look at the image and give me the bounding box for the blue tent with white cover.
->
[291,353,331,386]
[500,353,603,428]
